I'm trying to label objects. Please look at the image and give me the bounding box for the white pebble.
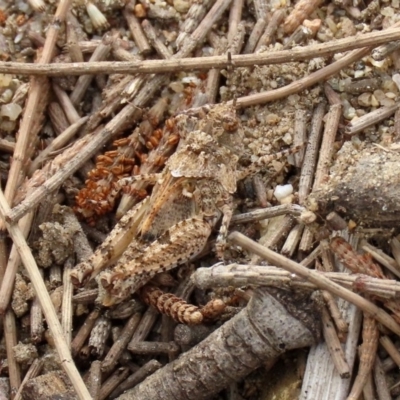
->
[0,103,22,121]
[273,184,293,201]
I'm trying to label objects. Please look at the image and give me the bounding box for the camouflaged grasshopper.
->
[71,103,301,306]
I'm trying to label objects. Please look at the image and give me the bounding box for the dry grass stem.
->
[61,258,74,348]
[13,359,43,400]
[2,29,400,76]
[233,46,372,107]
[300,244,322,268]
[255,9,284,51]
[361,239,400,278]
[230,204,304,224]
[380,335,400,368]
[142,20,173,59]
[228,231,400,335]
[30,274,44,343]
[123,2,151,55]
[243,17,267,54]
[29,116,88,175]
[298,102,326,204]
[227,0,244,43]
[293,109,307,167]
[322,291,348,334]
[0,213,34,313]
[362,372,375,400]
[52,83,81,124]
[321,306,350,378]
[4,309,21,397]
[391,237,400,268]
[373,356,391,400]
[320,240,335,272]
[70,34,114,106]
[259,215,295,250]
[281,224,304,257]
[312,96,342,190]
[346,103,400,135]
[299,227,314,253]
[253,0,268,20]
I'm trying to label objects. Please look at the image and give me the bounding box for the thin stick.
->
[380,335,400,367]
[281,224,304,257]
[298,102,326,204]
[293,109,307,167]
[52,83,81,124]
[321,306,350,378]
[30,270,44,344]
[2,28,400,76]
[373,356,391,400]
[232,47,372,107]
[13,358,43,400]
[230,204,304,224]
[228,231,400,335]
[312,88,342,190]
[108,359,162,399]
[124,2,151,55]
[0,187,93,399]
[99,367,130,400]
[255,9,285,51]
[71,307,101,357]
[29,116,88,175]
[142,19,172,59]
[70,33,114,106]
[61,257,74,348]
[243,17,268,54]
[192,263,400,298]
[346,103,400,135]
[4,310,21,398]
[227,0,244,44]
[322,291,348,334]
[88,360,101,400]
[0,212,34,314]
[101,312,142,374]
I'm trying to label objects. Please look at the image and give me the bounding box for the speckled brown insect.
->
[71,103,301,306]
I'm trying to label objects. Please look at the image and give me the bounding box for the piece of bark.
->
[307,143,400,227]
[21,371,76,400]
[116,287,320,400]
